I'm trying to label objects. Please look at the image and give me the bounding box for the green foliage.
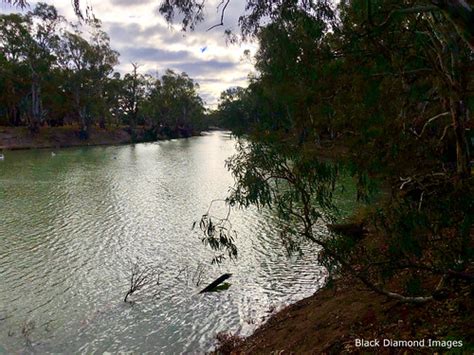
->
[193,199,239,264]
[201,0,473,300]
[142,69,205,133]
[0,3,206,137]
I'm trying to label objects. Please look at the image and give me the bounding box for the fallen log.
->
[200,273,232,293]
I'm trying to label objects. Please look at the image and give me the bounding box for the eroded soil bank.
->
[0,126,201,150]
[215,274,473,354]
[0,126,136,150]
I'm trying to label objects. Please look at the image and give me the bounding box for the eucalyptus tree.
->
[86,18,119,129]
[161,70,204,128]
[0,4,64,131]
[0,3,120,131]
[316,1,474,297]
[154,0,474,50]
[216,87,249,132]
[103,72,125,127]
[143,69,204,134]
[190,0,473,302]
[120,63,147,129]
[57,19,118,136]
[25,3,63,132]
[57,29,92,135]
[0,13,31,126]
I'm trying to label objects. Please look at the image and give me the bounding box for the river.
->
[0,131,329,353]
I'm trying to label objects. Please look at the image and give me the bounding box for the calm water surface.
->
[0,132,328,353]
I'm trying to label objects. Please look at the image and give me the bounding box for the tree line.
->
[0,3,207,139]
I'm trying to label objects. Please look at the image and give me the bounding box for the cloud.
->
[199,75,248,84]
[174,59,236,75]
[120,46,192,63]
[106,22,143,44]
[1,0,256,106]
[105,20,189,50]
[109,0,154,7]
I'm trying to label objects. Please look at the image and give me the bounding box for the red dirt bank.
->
[215,275,473,354]
[0,126,132,150]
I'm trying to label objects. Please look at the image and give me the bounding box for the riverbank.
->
[0,126,132,150]
[0,126,201,151]
[215,274,473,354]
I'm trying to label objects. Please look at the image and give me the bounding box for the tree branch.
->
[207,0,230,31]
[431,0,474,52]
[414,111,450,137]
[366,0,440,29]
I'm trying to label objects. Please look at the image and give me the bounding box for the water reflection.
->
[0,132,327,353]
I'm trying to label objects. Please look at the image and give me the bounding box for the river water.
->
[0,131,329,353]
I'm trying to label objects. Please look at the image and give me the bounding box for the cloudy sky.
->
[1,0,258,107]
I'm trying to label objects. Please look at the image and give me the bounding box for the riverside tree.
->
[57,18,118,138]
[142,69,206,137]
[176,0,473,302]
[0,2,207,138]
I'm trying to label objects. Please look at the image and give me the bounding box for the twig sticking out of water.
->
[124,258,160,303]
[176,262,208,287]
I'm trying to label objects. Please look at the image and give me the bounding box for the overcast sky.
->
[1,0,257,107]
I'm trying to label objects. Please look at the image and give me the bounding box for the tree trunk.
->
[8,106,21,127]
[450,98,470,176]
[30,72,42,134]
[199,274,232,293]
[99,116,106,129]
[432,0,474,51]
[74,86,89,140]
[79,106,89,140]
[99,83,106,129]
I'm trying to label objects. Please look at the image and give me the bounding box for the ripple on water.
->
[0,132,335,353]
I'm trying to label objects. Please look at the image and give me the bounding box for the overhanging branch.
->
[207,0,231,31]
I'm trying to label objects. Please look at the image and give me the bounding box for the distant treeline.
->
[0,3,208,139]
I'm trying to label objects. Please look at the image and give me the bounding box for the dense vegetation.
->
[0,3,207,139]
[194,0,473,303]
